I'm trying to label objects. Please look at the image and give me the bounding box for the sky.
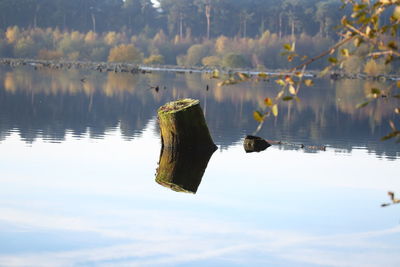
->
[151,0,160,7]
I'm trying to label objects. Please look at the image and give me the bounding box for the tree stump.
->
[156,98,217,193]
[157,98,217,151]
[155,148,215,193]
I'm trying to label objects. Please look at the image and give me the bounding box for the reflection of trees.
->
[203,78,398,158]
[103,72,138,96]
[0,67,398,159]
[335,79,396,133]
[0,67,158,142]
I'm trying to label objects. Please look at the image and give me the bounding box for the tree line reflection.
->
[0,66,398,159]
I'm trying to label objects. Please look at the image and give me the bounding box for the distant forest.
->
[0,0,395,71]
[0,0,345,38]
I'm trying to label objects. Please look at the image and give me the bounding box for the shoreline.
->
[0,57,398,81]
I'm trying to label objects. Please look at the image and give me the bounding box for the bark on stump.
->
[157,98,217,151]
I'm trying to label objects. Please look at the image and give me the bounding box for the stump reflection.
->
[155,147,216,194]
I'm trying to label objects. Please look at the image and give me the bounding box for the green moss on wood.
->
[158,98,199,115]
[157,98,216,150]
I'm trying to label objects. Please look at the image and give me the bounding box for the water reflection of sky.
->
[0,119,399,267]
[0,66,399,266]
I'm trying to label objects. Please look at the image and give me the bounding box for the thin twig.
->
[367,51,395,57]
[288,34,355,73]
[345,23,400,57]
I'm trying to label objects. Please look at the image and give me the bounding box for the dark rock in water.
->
[330,72,341,80]
[243,135,271,153]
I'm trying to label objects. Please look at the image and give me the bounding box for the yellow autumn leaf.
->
[276,90,284,99]
[276,79,286,86]
[211,69,220,79]
[393,6,400,20]
[289,85,296,95]
[253,111,264,123]
[340,48,350,57]
[304,79,314,87]
[271,104,278,117]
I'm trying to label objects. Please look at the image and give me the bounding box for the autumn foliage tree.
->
[108,44,143,63]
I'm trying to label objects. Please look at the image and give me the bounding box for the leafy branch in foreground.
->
[217,0,400,142]
[339,0,400,142]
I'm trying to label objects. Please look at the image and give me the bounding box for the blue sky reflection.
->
[0,120,399,266]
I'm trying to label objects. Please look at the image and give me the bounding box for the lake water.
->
[0,66,399,267]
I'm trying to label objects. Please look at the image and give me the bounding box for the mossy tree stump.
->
[156,98,217,193]
[157,98,217,151]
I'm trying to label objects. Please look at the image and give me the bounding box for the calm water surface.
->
[0,66,399,266]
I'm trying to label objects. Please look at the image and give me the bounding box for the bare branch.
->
[345,23,400,57]
[288,34,355,73]
[367,51,395,57]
